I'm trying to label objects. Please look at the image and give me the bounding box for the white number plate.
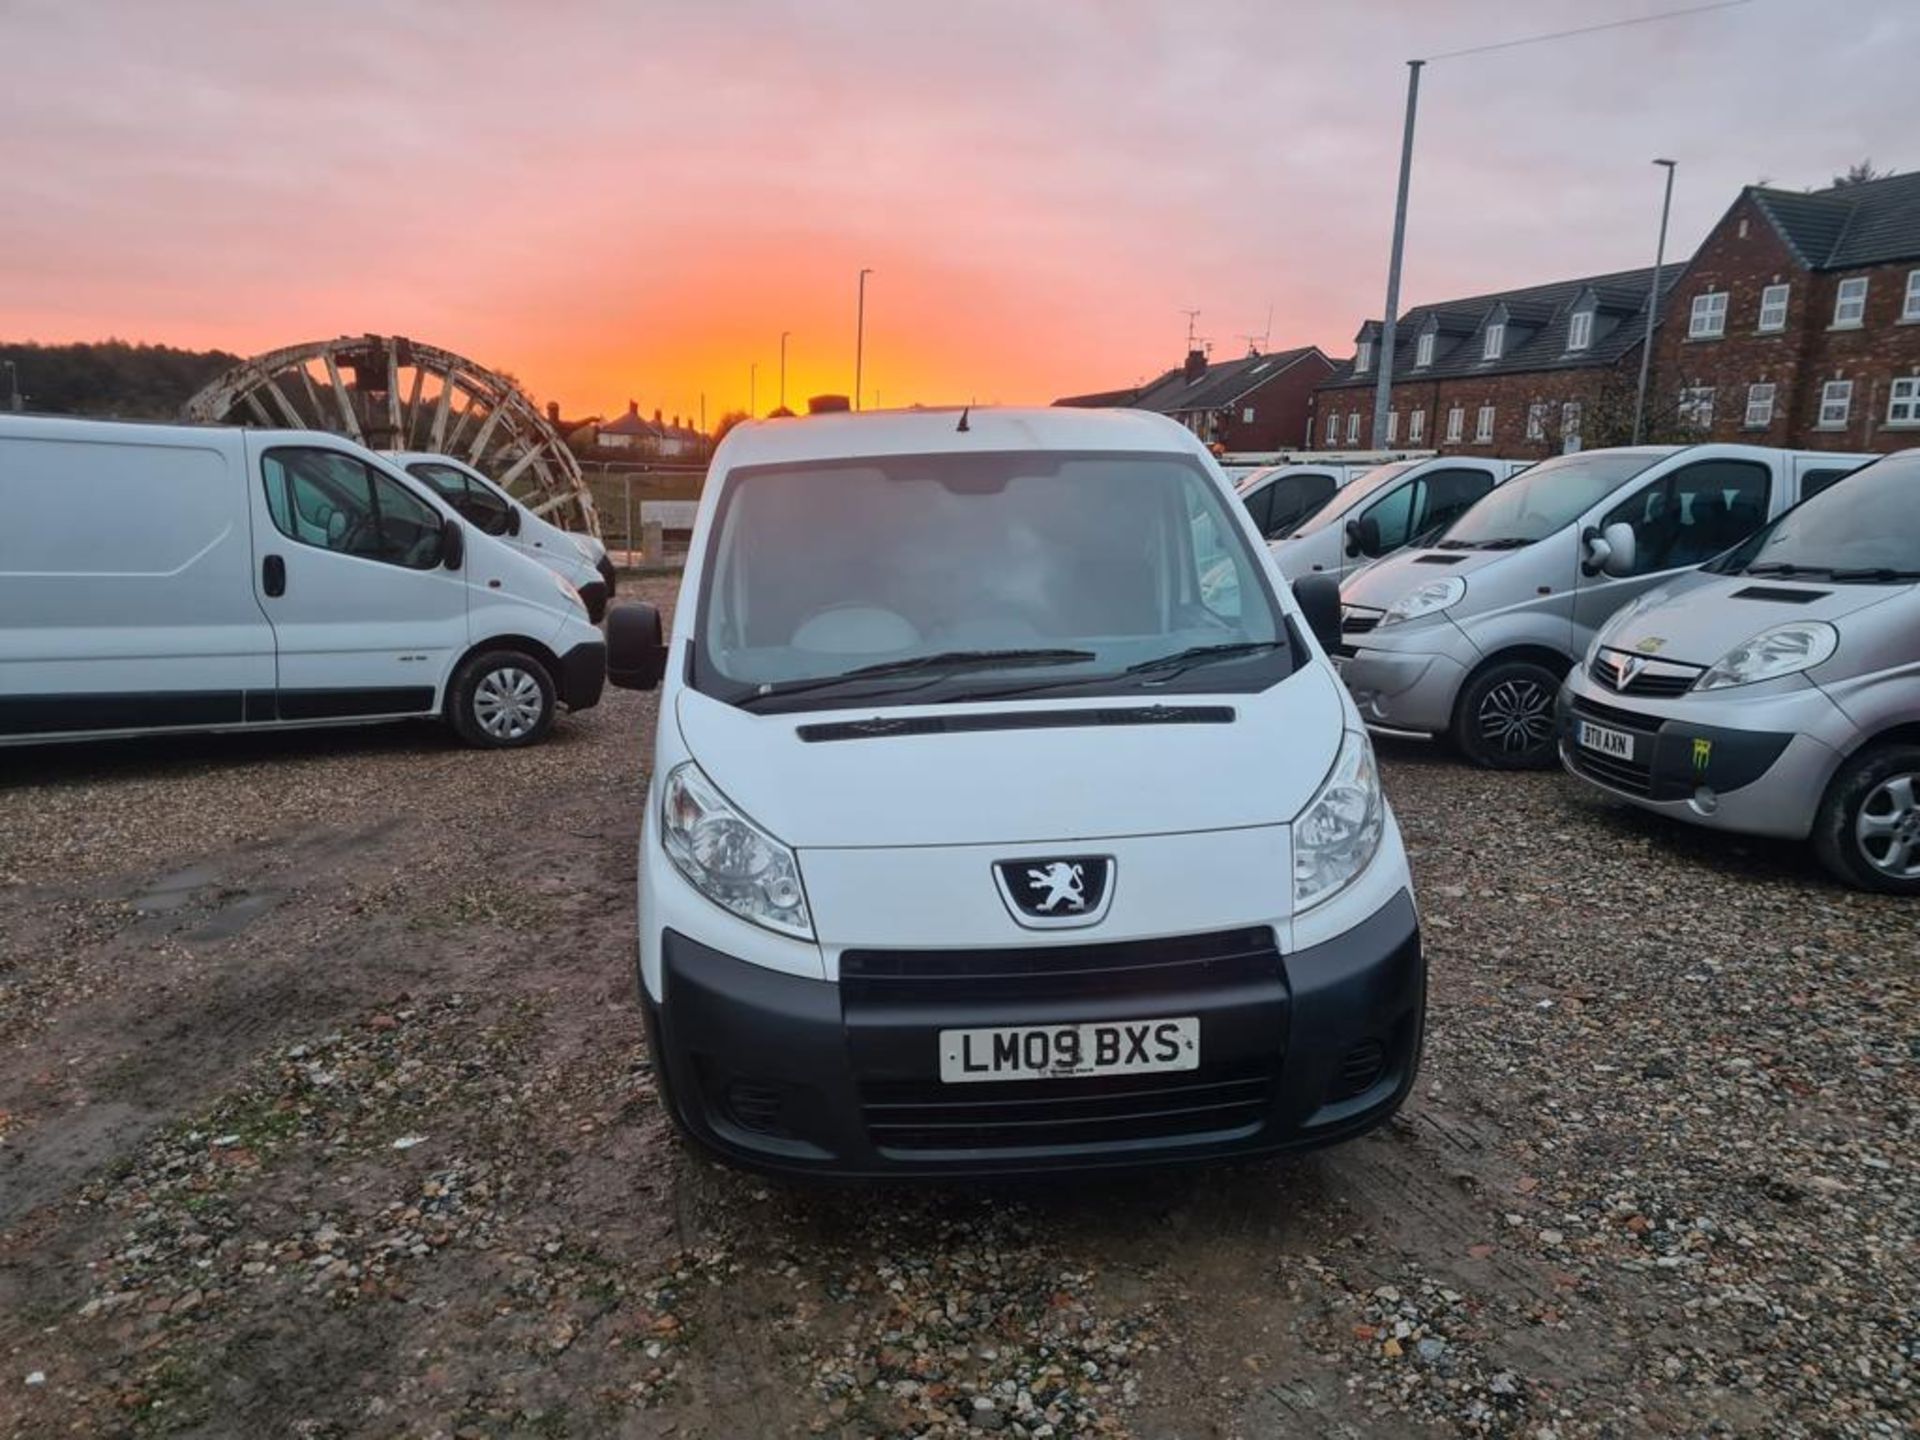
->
[938,1017,1199,1084]
[1578,719,1635,760]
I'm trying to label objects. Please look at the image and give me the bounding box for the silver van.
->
[1335,444,1870,767]
[1266,456,1531,584]
[1560,449,1920,893]
[1235,462,1371,543]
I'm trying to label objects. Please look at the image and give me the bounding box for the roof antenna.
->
[956,405,971,433]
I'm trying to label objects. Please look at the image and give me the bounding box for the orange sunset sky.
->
[5,0,1916,426]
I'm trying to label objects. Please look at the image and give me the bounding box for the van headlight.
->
[1293,730,1385,911]
[551,570,585,611]
[1695,622,1838,692]
[1379,576,1465,627]
[660,763,813,939]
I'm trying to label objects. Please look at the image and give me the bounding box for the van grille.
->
[859,1060,1276,1154]
[1589,650,1702,698]
[838,927,1280,1006]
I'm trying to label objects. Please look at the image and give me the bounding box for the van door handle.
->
[262,554,286,597]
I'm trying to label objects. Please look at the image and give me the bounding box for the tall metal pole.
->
[1633,159,1678,445]
[779,331,790,410]
[2,361,18,414]
[749,363,757,417]
[854,268,873,410]
[1370,59,1423,450]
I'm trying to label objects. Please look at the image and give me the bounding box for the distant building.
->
[1056,345,1334,450]
[595,400,662,452]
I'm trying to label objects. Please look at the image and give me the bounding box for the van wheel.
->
[1813,745,1920,894]
[1453,659,1563,770]
[448,649,555,748]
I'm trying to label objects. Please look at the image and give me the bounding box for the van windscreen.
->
[694,450,1292,712]
[1716,452,1920,581]
[1437,451,1661,548]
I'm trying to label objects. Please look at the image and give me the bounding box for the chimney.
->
[627,400,638,416]
[653,407,663,425]
[1184,348,1208,384]
[546,400,560,424]
[671,414,680,429]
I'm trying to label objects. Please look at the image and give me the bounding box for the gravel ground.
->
[0,572,1912,1438]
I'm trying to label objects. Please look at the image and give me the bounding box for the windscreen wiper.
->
[1436,536,1530,551]
[1741,562,1832,577]
[1828,566,1920,583]
[737,648,1097,708]
[1121,640,1289,678]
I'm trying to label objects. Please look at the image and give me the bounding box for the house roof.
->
[1318,264,1680,390]
[1749,170,1920,269]
[1053,382,1159,408]
[599,401,661,438]
[1122,347,1324,415]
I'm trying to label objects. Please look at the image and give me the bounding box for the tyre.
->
[446,649,556,748]
[1812,744,1920,894]
[1452,658,1565,770]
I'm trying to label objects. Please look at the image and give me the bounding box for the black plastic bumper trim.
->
[1561,694,1793,800]
[557,640,607,711]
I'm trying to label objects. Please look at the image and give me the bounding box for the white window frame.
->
[1482,322,1505,361]
[1757,283,1790,333]
[1744,382,1776,429]
[1414,331,1435,368]
[1323,412,1338,447]
[1346,411,1361,445]
[1409,409,1426,443]
[1525,401,1547,441]
[1818,379,1853,428]
[1474,404,1495,443]
[1566,309,1592,352]
[1888,377,1920,426]
[1354,340,1372,374]
[1560,401,1581,437]
[1679,385,1716,431]
[1241,406,1255,424]
[1385,409,1399,444]
[1832,277,1868,329]
[1904,271,1920,322]
[1445,405,1465,443]
[1689,291,1728,339]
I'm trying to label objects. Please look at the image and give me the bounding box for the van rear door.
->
[247,438,468,720]
[0,427,277,738]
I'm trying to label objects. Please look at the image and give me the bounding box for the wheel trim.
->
[473,666,544,740]
[1855,772,1920,879]
[1477,677,1556,754]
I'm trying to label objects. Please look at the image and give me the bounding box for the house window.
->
[1526,401,1548,441]
[1904,271,1920,322]
[1445,405,1465,443]
[1482,323,1505,361]
[1679,386,1715,431]
[1832,277,1869,328]
[1355,340,1372,374]
[1744,383,1776,429]
[1475,404,1496,442]
[1386,410,1399,444]
[1323,412,1338,446]
[1689,292,1728,339]
[1566,309,1592,352]
[1409,409,1426,443]
[1819,379,1853,427]
[1242,406,1255,424]
[1758,283,1790,332]
[1346,411,1361,445]
[1415,331,1435,368]
[1561,402,1581,438]
[1889,377,1920,426]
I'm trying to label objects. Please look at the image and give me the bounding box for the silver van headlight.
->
[1696,621,1839,692]
[661,762,814,939]
[1293,730,1385,911]
[1380,576,1465,626]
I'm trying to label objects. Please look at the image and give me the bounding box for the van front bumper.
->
[1337,622,1478,736]
[640,891,1423,1179]
[557,640,607,711]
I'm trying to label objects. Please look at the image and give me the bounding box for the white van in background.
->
[1266,456,1532,584]
[0,417,607,749]
[392,451,615,621]
[1234,461,1375,543]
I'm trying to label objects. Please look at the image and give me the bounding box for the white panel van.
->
[0,417,607,748]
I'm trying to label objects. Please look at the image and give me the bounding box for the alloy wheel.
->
[473,666,544,741]
[1478,678,1555,755]
[1855,772,1920,879]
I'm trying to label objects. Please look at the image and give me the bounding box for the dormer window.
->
[1482,322,1505,361]
[1567,308,1593,352]
[1414,331,1435,367]
[1354,340,1372,374]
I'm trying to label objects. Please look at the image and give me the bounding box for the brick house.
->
[1309,265,1679,461]
[1651,170,1920,453]
[1056,345,1333,450]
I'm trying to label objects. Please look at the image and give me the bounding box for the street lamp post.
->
[1633,159,1678,445]
[854,268,873,410]
[2,361,19,414]
[750,362,757,418]
[1370,59,1424,451]
[779,331,790,411]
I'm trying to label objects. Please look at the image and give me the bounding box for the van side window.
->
[1359,480,1419,554]
[1412,468,1495,540]
[408,461,512,536]
[1799,467,1856,501]
[1599,460,1770,574]
[1239,483,1273,537]
[1265,474,1337,536]
[263,449,444,570]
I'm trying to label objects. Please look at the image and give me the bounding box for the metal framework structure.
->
[181,334,600,535]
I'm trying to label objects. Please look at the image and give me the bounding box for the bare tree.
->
[1829,160,1891,189]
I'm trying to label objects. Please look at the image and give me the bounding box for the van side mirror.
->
[1345,516,1381,558]
[607,602,668,691]
[441,517,464,571]
[1291,575,1343,654]
[507,507,522,536]
[1599,521,1636,578]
